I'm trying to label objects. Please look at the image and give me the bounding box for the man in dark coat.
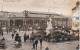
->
[1,28,3,36]
[18,36,22,46]
[2,31,3,36]
[40,38,42,48]
[15,33,19,41]
[76,45,79,50]
[33,40,35,50]
[16,33,19,36]
[24,33,27,42]
[15,36,18,41]
[11,33,14,39]
[35,38,38,49]
[45,47,49,50]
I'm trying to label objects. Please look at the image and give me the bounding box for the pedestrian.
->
[35,38,38,49]
[2,31,3,36]
[33,40,35,50]
[24,33,27,42]
[67,35,71,41]
[30,33,34,42]
[11,33,14,39]
[0,28,1,34]
[18,36,22,46]
[16,33,19,36]
[7,29,8,34]
[15,33,19,41]
[76,45,79,50]
[45,47,49,50]
[40,38,42,48]
[1,28,3,36]
[32,31,34,34]
[27,34,29,40]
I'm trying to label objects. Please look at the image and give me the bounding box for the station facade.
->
[0,10,72,30]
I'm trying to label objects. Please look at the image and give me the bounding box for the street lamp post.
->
[12,24,15,33]
[25,22,26,32]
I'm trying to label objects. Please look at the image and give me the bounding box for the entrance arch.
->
[15,20,23,27]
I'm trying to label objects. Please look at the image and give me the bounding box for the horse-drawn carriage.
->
[14,41,22,48]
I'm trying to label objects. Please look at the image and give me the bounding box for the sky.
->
[0,0,79,16]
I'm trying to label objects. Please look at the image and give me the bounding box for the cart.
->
[14,41,22,48]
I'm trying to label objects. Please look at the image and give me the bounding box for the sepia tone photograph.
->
[0,0,79,50]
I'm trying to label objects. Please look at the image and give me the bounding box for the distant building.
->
[0,11,9,28]
[0,10,72,31]
[72,1,80,30]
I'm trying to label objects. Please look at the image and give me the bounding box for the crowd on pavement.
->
[0,27,79,50]
[12,32,43,50]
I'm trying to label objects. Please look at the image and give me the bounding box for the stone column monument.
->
[46,16,53,35]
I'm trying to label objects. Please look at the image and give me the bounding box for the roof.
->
[0,10,67,18]
[0,11,8,18]
[8,12,25,17]
[29,11,60,15]
[26,11,61,17]
[0,11,9,20]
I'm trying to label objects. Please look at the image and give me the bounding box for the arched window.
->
[9,14,16,17]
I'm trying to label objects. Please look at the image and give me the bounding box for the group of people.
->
[11,32,22,47]
[11,32,43,50]
[23,33,29,42]
[32,37,43,50]
[45,31,73,42]
[0,27,50,50]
